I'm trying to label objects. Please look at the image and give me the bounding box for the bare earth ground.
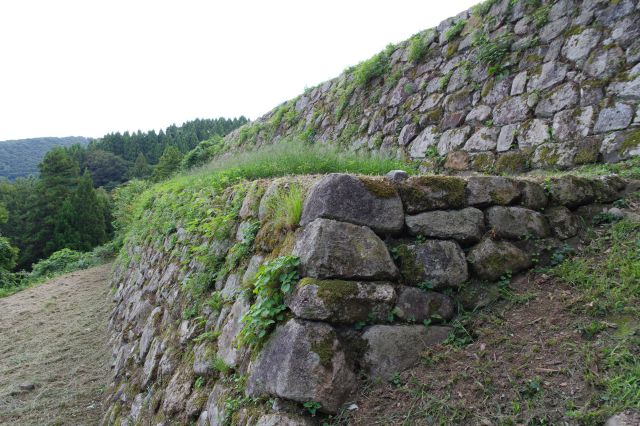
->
[0,264,113,426]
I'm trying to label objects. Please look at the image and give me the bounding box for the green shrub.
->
[29,248,103,281]
[237,256,300,347]
[474,32,513,76]
[444,19,466,42]
[472,0,500,16]
[407,31,432,63]
[352,45,394,86]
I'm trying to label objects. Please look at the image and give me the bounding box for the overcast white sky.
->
[0,0,479,141]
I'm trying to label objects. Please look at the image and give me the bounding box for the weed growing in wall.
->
[237,255,300,347]
[444,19,466,42]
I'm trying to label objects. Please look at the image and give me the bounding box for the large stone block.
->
[362,325,451,379]
[300,174,404,234]
[493,96,530,125]
[535,83,579,118]
[395,240,468,289]
[465,176,520,207]
[545,206,579,239]
[394,287,455,322]
[395,176,467,213]
[467,238,532,281]
[286,278,395,323]
[246,319,356,413]
[293,218,398,280]
[216,296,250,368]
[485,206,550,239]
[405,207,484,244]
[593,102,634,133]
[547,176,596,208]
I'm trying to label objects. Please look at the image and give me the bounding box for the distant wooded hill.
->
[0,137,90,180]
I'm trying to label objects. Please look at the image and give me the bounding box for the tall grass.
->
[192,139,414,181]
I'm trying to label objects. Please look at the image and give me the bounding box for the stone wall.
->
[102,171,630,425]
[222,0,640,172]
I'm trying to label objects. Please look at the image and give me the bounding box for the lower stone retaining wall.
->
[102,171,631,425]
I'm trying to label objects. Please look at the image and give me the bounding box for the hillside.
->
[0,136,89,180]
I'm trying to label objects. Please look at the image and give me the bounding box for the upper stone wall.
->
[223,0,640,173]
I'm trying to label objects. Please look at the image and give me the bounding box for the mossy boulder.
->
[293,218,399,280]
[485,206,551,240]
[467,238,532,281]
[395,176,467,213]
[465,176,521,207]
[246,319,356,414]
[300,173,404,234]
[395,240,468,289]
[495,151,530,174]
[547,175,596,208]
[394,286,455,323]
[286,278,396,324]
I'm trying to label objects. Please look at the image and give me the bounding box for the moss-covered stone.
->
[470,152,496,173]
[397,176,467,213]
[311,332,336,369]
[495,151,530,174]
[620,129,640,153]
[358,176,398,199]
[299,277,359,306]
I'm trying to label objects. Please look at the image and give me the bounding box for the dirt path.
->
[0,264,113,426]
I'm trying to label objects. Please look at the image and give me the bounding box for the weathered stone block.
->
[246,319,356,413]
[293,218,399,280]
[545,206,579,239]
[300,174,404,234]
[362,325,451,379]
[467,238,532,281]
[464,127,499,152]
[395,176,467,213]
[518,180,548,210]
[217,296,250,368]
[394,287,455,322]
[286,278,395,323]
[485,206,550,239]
[395,240,468,288]
[535,83,579,118]
[405,207,484,244]
[594,102,634,133]
[493,96,530,125]
[548,176,596,208]
[465,176,520,207]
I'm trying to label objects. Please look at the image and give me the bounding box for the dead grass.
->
[0,264,113,425]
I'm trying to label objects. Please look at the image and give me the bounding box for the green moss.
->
[358,176,398,198]
[536,145,560,168]
[444,19,466,42]
[394,244,421,285]
[574,143,600,165]
[423,108,443,124]
[413,176,467,207]
[563,25,584,36]
[471,152,495,173]
[300,277,360,306]
[481,78,495,98]
[495,152,529,174]
[620,129,640,153]
[439,71,453,91]
[446,41,460,58]
[311,332,335,369]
